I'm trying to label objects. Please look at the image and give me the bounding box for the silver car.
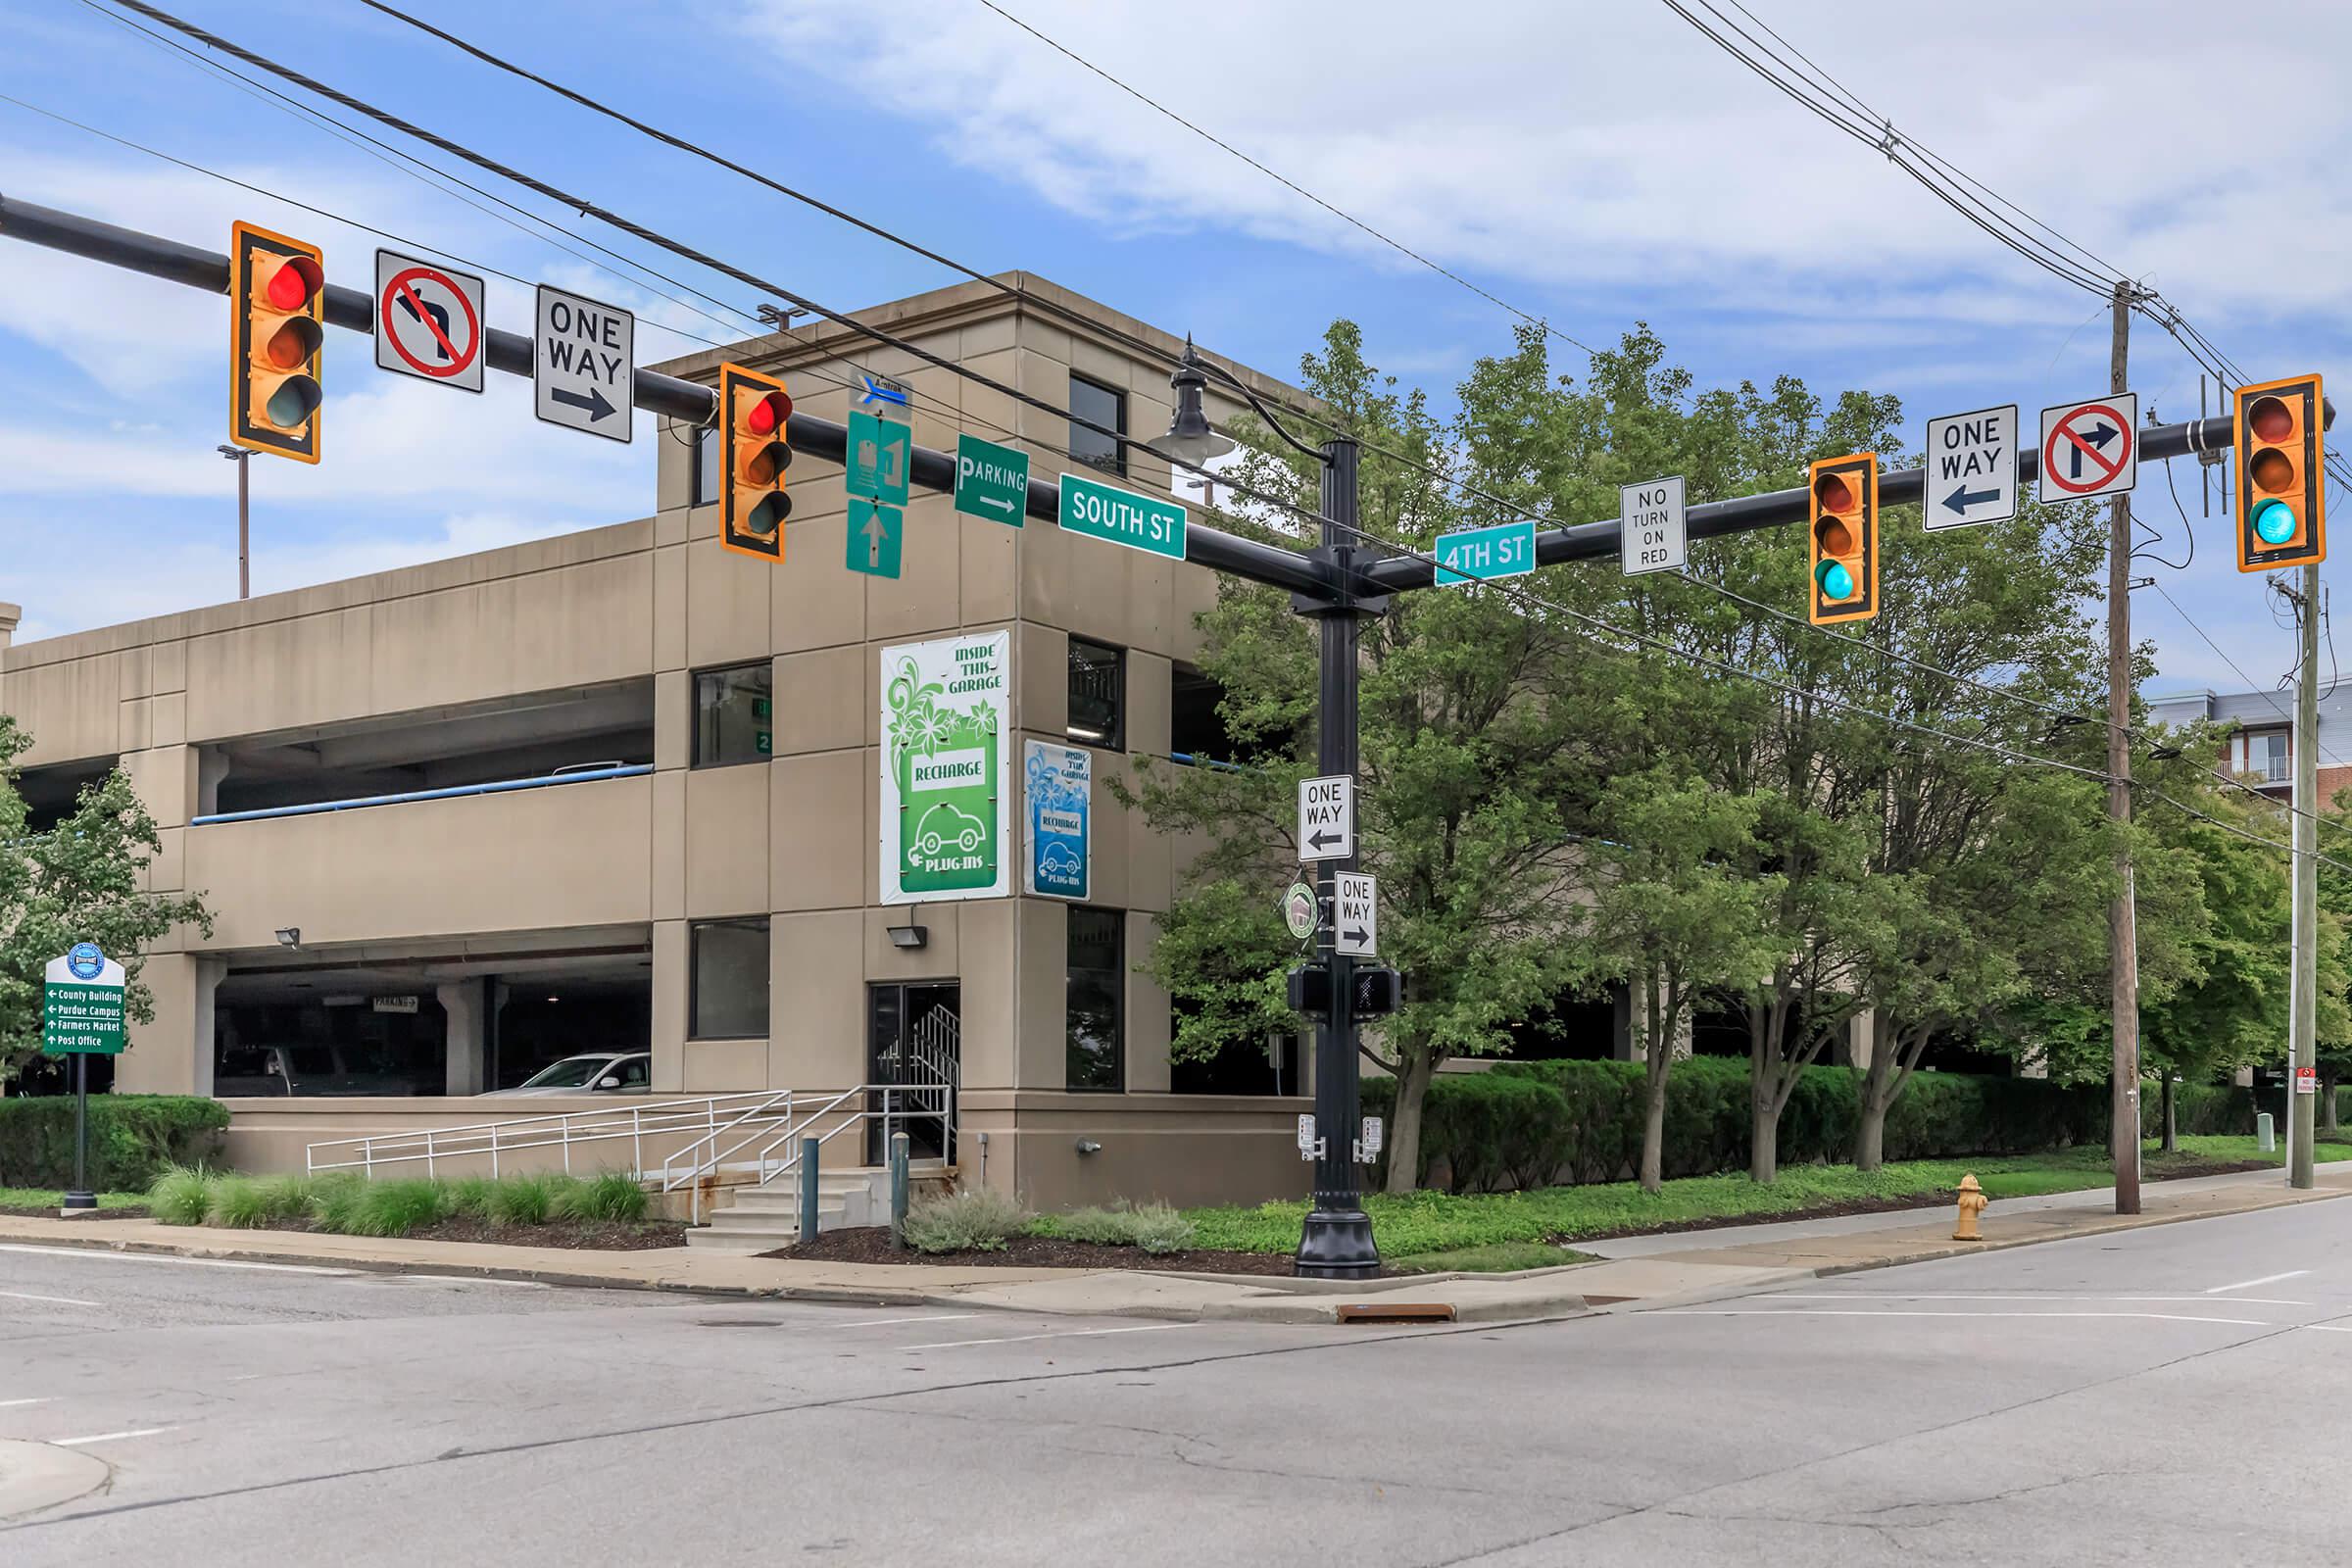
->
[480,1052,653,1098]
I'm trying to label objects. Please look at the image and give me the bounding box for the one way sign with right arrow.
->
[534,284,634,444]
[1298,774,1354,862]
[1922,403,2017,532]
[1333,872,1378,957]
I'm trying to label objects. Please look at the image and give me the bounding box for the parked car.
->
[480,1052,653,1098]
[213,1043,419,1097]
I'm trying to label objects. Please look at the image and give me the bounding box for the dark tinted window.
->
[1067,638,1124,751]
[691,423,720,507]
[691,918,769,1039]
[695,664,773,767]
[1066,907,1124,1093]
[1068,373,1125,475]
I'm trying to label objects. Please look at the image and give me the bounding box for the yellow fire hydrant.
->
[1953,1173,1988,1242]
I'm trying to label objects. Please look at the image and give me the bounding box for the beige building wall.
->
[0,273,1312,1211]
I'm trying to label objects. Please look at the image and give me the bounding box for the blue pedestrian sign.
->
[1434,519,1535,587]
[1024,740,1091,901]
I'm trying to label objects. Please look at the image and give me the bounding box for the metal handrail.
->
[304,1091,784,1180]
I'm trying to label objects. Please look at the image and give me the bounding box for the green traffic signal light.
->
[1815,558,1855,601]
[2254,497,2297,546]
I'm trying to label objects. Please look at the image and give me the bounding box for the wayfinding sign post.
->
[42,943,124,1215]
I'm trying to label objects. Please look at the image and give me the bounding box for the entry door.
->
[867,983,959,1164]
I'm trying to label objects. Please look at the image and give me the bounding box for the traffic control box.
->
[229,221,323,464]
[2235,374,2326,572]
[719,363,793,563]
[1807,452,1879,625]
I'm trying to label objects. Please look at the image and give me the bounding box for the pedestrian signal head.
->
[2235,374,2326,571]
[1807,452,1878,624]
[718,363,792,562]
[230,221,323,463]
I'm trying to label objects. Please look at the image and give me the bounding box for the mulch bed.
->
[198,1216,687,1250]
[0,1204,150,1220]
[763,1226,1403,1277]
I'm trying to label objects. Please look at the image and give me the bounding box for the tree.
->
[0,716,211,1089]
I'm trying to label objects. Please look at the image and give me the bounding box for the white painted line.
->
[0,1244,354,1276]
[1770,1294,2314,1306]
[53,1426,175,1447]
[0,1290,102,1307]
[0,1397,55,1409]
[901,1323,1200,1351]
[1668,1308,2272,1327]
[2205,1270,2311,1295]
[825,1313,984,1330]
[2299,1323,2352,1334]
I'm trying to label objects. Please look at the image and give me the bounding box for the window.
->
[2233,729,2290,784]
[1066,906,1124,1092]
[1067,638,1124,751]
[1170,662,1238,763]
[695,664,773,767]
[690,918,769,1039]
[1068,372,1126,475]
[690,423,720,508]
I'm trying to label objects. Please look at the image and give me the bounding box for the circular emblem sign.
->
[67,942,105,980]
[1282,882,1319,941]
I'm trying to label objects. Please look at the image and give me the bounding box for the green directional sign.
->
[956,434,1030,526]
[1433,519,1535,587]
[847,410,910,506]
[42,945,126,1056]
[847,499,904,579]
[1058,471,1187,562]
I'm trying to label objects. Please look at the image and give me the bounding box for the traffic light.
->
[2235,374,2326,572]
[718,363,793,562]
[1807,452,1879,625]
[229,221,323,463]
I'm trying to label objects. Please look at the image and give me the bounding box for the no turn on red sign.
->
[374,249,486,393]
[2038,392,2136,505]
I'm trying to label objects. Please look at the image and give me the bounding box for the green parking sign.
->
[955,434,1030,526]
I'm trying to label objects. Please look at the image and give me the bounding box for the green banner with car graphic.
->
[881,631,1009,904]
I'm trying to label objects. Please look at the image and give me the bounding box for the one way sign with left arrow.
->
[534,284,634,444]
[1923,403,2017,531]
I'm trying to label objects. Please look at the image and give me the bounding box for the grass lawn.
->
[1182,1136,2352,1258]
[1393,1241,1592,1274]
[0,1187,147,1211]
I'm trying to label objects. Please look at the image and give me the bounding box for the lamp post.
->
[217,444,252,599]
[1165,344,1384,1279]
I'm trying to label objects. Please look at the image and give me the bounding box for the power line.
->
[966,0,1599,360]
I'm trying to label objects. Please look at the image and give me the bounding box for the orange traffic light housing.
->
[229,220,323,464]
[718,363,793,563]
[2235,373,2326,572]
[1807,452,1879,625]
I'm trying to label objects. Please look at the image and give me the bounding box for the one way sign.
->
[1298,775,1354,862]
[1923,404,2017,531]
[534,284,634,443]
[1333,872,1377,957]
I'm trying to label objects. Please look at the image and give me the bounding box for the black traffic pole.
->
[64,1053,94,1213]
[1294,437,1382,1278]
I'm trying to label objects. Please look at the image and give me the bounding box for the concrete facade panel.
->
[685,761,770,917]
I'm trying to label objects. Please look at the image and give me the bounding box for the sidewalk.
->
[7,1159,2346,1326]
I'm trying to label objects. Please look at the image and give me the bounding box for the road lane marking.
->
[901,1323,1199,1351]
[53,1427,175,1446]
[0,1244,354,1276]
[1667,1308,2272,1327]
[2299,1323,2352,1334]
[1769,1294,2314,1306]
[0,1290,102,1307]
[825,1314,984,1330]
[2205,1270,2311,1295]
[0,1397,55,1408]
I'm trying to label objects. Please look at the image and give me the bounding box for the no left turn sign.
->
[2038,392,2136,505]
[374,249,485,393]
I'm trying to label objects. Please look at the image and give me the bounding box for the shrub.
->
[148,1164,214,1226]
[255,1173,317,1222]
[1048,1200,1198,1253]
[342,1179,448,1238]
[444,1175,498,1219]
[1126,1202,1197,1255]
[310,1172,368,1233]
[902,1187,1026,1253]
[486,1172,566,1227]
[0,1096,229,1191]
[555,1170,648,1224]
[206,1175,271,1228]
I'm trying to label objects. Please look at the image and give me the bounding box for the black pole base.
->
[60,1191,97,1214]
[1294,1206,1382,1278]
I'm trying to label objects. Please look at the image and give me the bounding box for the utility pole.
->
[2104,279,2142,1215]
[218,444,252,599]
[2291,566,2320,1189]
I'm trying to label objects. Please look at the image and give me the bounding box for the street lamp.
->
[217,444,252,600]
[1165,342,1385,1280]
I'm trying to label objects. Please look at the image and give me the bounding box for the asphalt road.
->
[3,1199,2350,1566]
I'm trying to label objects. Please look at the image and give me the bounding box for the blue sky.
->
[3,0,2346,700]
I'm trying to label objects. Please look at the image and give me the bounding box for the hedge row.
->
[0,1095,228,1191]
[1362,1058,2109,1194]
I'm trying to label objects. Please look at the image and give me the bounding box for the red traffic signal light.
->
[229,220,323,464]
[1807,452,1879,624]
[719,363,792,562]
[2234,374,2326,572]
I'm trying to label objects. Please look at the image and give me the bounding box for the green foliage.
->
[205,1175,271,1228]
[901,1187,1027,1253]
[347,1179,450,1238]
[0,1186,145,1209]
[310,1172,368,1233]
[485,1172,565,1226]
[0,1095,227,1190]
[147,1163,214,1226]
[1037,1200,1199,1254]
[444,1175,498,1219]
[1361,1058,2105,1193]
[1393,1241,1583,1274]
[0,715,214,1086]
[556,1170,648,1223]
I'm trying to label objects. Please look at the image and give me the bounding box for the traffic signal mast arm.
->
[1,192,2323,609]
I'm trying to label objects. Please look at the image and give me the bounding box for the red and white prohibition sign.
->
[2037,392,2137,505]
[373,249,486,393]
